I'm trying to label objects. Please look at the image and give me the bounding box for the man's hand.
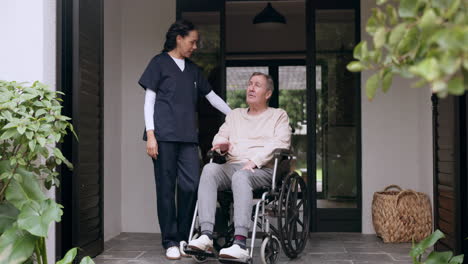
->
[212,142,230,154]
[242,160,257,172]
[146,130,158,159]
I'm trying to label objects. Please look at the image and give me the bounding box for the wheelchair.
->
[181,149,310,264]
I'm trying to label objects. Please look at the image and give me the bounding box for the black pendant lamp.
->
[253,2,286,25]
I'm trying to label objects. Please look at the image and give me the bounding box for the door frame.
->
[56,0,105,259]
[306,0,362,232]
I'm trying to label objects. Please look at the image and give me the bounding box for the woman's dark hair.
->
[162,20,196,52]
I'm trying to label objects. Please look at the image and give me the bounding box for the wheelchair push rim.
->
[278,171,310,259]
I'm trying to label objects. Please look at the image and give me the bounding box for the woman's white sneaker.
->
[166,246,181,260]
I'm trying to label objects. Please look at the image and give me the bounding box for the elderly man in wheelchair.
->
[184,72,309,263]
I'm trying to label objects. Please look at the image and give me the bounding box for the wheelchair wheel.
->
[192,254,208,263]
[213,228,234,252]
[260,235,281,264]
[278,172,309,259]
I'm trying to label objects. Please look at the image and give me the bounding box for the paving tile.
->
[95,233,417,264]
[352,261,409,264]
[305,247,346,253]
[94,250,144,259]
[345,247,385,253]
[304,253,395,262]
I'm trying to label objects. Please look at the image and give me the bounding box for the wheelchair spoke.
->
[297,218,304,227]
[288,211,299,225]
[296,199,304,210]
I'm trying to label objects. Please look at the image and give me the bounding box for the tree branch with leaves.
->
[347,0,468,99]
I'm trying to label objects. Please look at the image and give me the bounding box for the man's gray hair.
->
[250,72,274,92]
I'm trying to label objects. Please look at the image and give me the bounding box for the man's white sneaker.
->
[166,246,181,260]
[219,244,250,262]
[188,234,214,252]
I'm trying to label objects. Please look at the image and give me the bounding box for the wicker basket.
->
[372,185,432,243]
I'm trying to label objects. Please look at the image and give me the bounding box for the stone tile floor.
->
[93,233,413,264]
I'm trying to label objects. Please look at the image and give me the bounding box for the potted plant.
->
[0,80,93,264]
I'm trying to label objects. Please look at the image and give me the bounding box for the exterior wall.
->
[120,0,175,233]
[360,0,434,234]
[0,0,57,260]
[103,0,123,241]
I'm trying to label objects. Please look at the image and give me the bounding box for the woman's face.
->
[176,30,199,58]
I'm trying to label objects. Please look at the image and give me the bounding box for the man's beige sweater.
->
[212,107,291,168]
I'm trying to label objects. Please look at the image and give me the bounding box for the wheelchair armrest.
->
[207,150,227,164]
[207,150,223,159]
[273,148,293,160]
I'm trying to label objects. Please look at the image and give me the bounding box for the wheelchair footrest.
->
[219,257,251,264]
[183,248,216,258]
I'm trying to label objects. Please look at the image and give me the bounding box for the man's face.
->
[246,75,272,107]
[177,30,198,58]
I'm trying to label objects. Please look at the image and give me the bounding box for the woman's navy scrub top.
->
[139,52,212,143]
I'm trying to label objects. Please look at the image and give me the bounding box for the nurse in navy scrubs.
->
[139,20,231,260]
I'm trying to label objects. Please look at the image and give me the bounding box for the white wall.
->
[103,0,123,241]
[0,0,57,261]
[360,0,434,233]
[120,0,175,233]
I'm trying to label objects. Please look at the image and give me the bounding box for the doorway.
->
[178,0,361,232]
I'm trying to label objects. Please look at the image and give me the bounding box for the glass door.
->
[308,1,361,232]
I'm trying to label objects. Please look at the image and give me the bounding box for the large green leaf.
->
[386,4,398,25]
[440,53,461,75]
[399,0,420,18]
[17,199,63,237]
[347,61,365,72]
[409,57,440,81]
[420,9,439,31]
[353,41,368,60]
[79,256,95,264]
[366,73,380,100]
[5,171,46,210]
[0,202,19,234]
[445,0,461,19]
[382,69,393,93]
[432,81,448,94]
[0,160,10,174]
[0,128,17,141]
[0,226,37,264]
[447,77,464,95]
[366,14,378,34]
[434,27,466,50]
[397,26,419,55]
[410,229,445,258]
[53,148,73,169]
[56,248,77,264]
[425,251,453,264]
[373,27,387,49]
[449,254,465,264]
